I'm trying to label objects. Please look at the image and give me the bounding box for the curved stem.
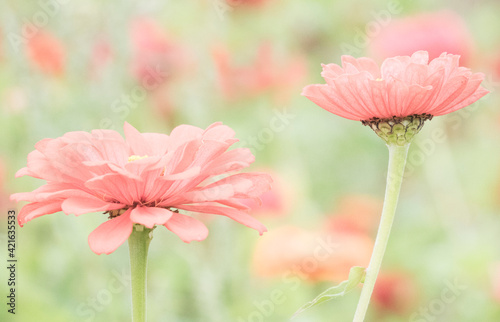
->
[128,225,153,322]
[353,143,410,322]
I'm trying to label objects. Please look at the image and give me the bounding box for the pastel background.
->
[1,0,500,321]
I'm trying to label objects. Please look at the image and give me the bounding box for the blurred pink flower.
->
[26,30,65,76]
[491,53,500,83]
[252,225,373,281]
[491,262,500,303]
[130,17,191,87]
[129,18,194,123]
[11,122,271,255]
[213,43,307,101]
[372,271,418,315]
[241,170,294,218]
[303,51,488,121]
[226,0,269,7]
[369,11,474,65]
[327,195,382,236]
[89,38,113,78]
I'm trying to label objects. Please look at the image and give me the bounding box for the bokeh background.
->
[1,0,500,321]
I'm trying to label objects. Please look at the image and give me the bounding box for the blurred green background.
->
[1,0,500,321]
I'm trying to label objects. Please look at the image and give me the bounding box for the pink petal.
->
[321,63,344,81]
[381,57,405,80]
[346,72,379,115]
[168,124,203,150]
[141,133,170,156]
[62,196,125,216]
[34,138,52,151]
[15,167,30,178]
[164,141,232,197]
[178,184,235,203]
[192,140,234,169]
[124,155,164,175]
[85,173,142,205]
[404,63,428,84]
[164,213,209,242]
[124,122,152,156]
[430,75,468,111]
[217,198,252,210]
[203,122,236,142]
[369,80,390,118]
[180,173,273,204]
[178,204,267,235]
[12,187,92,206]
[302,84,363,120]
[204,148,255,176]
[356,57,381,78]
[341,56,359,70]
[334,74,373,118]
[386,79,410,116]
[130,206,173,228]
[90,136,129,166]
[433,86,489,116]
[88,209,134,255]
[25,149,62,181]
[162,139,201,175]
[18,200,62,226]
[410,51,429,65]
[431,73,487,115]
[402,84,433,116]
[161,166,201,181]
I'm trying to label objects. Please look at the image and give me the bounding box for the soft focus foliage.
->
[1,0,500,321]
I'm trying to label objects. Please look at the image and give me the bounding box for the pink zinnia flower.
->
[303,51,488,122]
[369,11,474,65]
[11,122,271,255]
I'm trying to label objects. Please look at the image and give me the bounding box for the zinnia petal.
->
[178,204,267,235]
[62,196,125,216]
[130,206,173,228]
[124,122,152,156]
[88,209,134,255]
[18,200,62,226]
[164,213,209,242]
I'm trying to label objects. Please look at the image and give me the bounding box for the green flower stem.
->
[128,225,153,322]
[353,143,410,322]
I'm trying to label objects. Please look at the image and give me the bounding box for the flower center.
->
[106,208,128,219]
[128,155,149,162]
[361,114,433,146]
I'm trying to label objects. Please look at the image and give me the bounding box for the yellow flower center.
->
[128,155,149,162]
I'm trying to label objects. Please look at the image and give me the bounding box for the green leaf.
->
[291,266,366,319]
